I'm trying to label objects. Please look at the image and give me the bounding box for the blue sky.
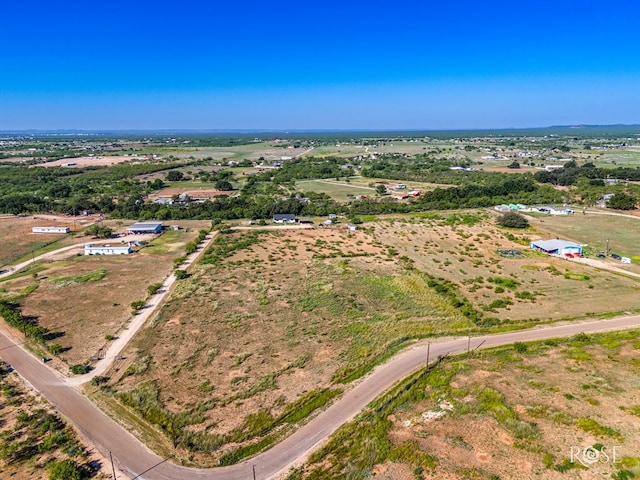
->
[2,0,639,130]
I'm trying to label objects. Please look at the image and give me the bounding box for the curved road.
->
[2,315,639,479]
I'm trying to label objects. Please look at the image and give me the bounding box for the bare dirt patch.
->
[38,155,141,167]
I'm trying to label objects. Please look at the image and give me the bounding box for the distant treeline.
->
[0,155,566,218]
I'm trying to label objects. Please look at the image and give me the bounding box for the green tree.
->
[47,459,85,480]
[166,170,184,182]
[497,211,529,228]
[375,185,387,195]
[607,192,636,210]
[83,224,112,238]
[215,180,233,191]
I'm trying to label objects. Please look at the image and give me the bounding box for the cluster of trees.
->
[534,161,640,186]
[0,163,177,215]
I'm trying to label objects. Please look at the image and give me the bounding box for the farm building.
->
[32,226,70,234]
[85,244,132,255]
[126,222,163,234]
[530,239,583,256]
[272,214,296,224]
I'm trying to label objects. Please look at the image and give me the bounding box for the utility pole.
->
[606,238,610,256]
[426,342,430,368]
[253,464,257,480]
[467,329,471,355]
[110,451,117,480]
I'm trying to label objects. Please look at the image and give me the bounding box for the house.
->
[348,224,358,231]
[272,214,296,224]
[394,184,406,189]
[85,244,132,255]
[392,192,410,200]
[329,214,338,219]
[297,218,313,224]
[530,239,583,256]
[32,226,70,234]
[126,222,163,234]
[495,205,511,212]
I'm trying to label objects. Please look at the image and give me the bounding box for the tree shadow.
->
[43,331,66,341]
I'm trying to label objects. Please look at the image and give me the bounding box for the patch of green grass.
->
[50,269,106,284]
[576,417,624,442]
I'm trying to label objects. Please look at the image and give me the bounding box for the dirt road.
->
[2,315,639,479]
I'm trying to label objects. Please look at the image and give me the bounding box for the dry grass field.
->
[102,211,640,467]
[372,211,640,325]
[1,221,209,371]
[291,329,640,480]
[0,215,93,267]
[107,226,474,465]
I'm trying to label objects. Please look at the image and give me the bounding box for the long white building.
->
[32,226,70,234]
[84,244,132,255]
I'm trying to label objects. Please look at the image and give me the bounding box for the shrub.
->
[47,459,86,480]
[147,283,163,295]
[174,269,189,280]
[130,300,145,312]
[70,364,90,375]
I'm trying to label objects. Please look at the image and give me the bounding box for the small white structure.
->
[32,226,70,234]
[348,224,358,231]
[85,244,132,255]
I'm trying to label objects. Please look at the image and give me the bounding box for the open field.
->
[0,361,108,479]
[372,211,640,324]
[295,177,454,201]
[295,179,375,201]
[96,211,640,467]
[106,227,474,465]
[0,221,209,370]
[0,215,95,267]
[291,329,640,479]
[525,210,640,262]
[38,155,145,167]
[176,143,314,162]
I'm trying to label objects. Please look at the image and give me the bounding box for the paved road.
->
[2,315,639,480]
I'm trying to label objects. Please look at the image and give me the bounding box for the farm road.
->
[0,244,81,279]
[2,315,640,479]
[67,230,219,386]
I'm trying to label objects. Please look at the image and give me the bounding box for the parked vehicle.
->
[611,253,622,260]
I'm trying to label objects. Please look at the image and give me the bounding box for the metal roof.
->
[127,222,163,229]
[531,239,580,251]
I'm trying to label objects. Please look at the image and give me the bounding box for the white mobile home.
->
[32,226,70,234]
[85,244,132,255]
